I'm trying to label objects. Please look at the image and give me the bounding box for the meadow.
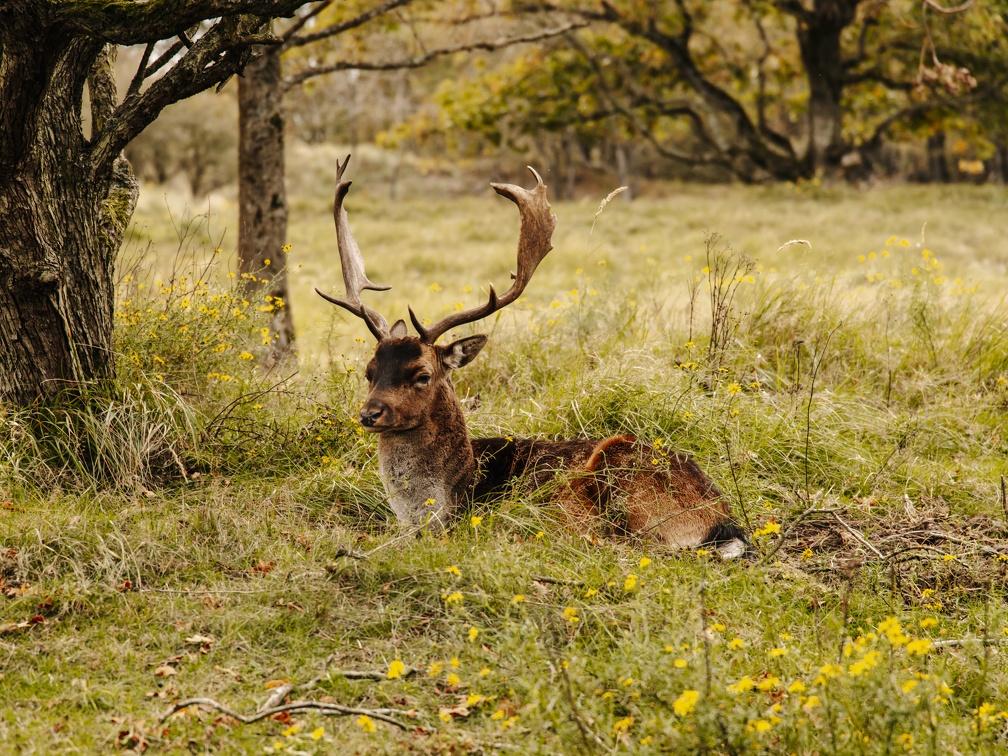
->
[2,147,1007,754]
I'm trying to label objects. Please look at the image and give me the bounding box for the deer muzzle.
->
[359,399,389,430]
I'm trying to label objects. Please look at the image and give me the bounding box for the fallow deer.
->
[317,156,748,557]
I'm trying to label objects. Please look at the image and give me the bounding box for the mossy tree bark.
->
[0,0,311,407]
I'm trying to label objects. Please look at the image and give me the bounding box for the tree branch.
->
[161,697,410,729]
[284,0,414,49]
[51,0,313,45]
[90,14,269,177]
[279,0,337,43]
[282,21,586,89]
[125,42,155,99]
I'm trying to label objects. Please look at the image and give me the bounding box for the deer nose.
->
[359,401,387,428]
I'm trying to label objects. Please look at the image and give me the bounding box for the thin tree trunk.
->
[238,45,296,368]
[0,37,137,405]
[926,131,949,183]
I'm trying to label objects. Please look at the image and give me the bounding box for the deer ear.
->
[388,319,408,339]
[441,334,488,370]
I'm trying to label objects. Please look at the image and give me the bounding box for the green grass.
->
[2,151,1008,753]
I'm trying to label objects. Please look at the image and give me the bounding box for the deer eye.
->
[414,374,431,387]
[365,369,375,383]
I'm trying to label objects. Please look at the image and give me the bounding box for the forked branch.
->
[410,167,556,344]
[315,155,392,340]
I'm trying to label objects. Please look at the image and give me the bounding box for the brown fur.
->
[471,436,740,548]
[322,162,746,551]
[360,337,747,551]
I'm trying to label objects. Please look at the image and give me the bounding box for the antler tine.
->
[315,155,392,341]
[414,166,556,344]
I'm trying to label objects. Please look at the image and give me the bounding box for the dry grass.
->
[2,150,1007,753]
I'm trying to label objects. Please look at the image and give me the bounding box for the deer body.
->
[318,157,748,556]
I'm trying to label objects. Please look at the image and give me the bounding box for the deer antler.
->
[315,155,392,341]
[410,167,556,344]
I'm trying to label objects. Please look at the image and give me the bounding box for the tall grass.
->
[1,178,1006,753]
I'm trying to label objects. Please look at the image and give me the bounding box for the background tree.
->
[235,0,580,365]
[0,0,318,407]
[405,0,1004,184]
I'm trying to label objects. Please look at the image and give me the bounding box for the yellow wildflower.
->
[357,715,376,732]
[387,659,405,679]
[612,716,633,735]
[673,689,699,716]
[727,676,755,694]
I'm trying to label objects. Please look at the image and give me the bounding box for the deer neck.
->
[375,381,474,532]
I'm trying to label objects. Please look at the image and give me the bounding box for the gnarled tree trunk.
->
[238,44,295,368]
[0,36,136,405]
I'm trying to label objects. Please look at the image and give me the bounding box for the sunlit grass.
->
[2,149,1007,752]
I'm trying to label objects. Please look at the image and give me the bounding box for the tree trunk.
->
[926,130,949,183]
[0,36,137,406]
[796,1,859,175]
[238,45,296,368]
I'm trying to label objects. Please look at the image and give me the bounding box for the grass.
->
[2,149,1008,753]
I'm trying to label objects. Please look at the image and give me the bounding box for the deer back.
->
[472,436,745,550]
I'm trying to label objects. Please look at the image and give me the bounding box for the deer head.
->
[316,156,555,528]
[316,156,556,435]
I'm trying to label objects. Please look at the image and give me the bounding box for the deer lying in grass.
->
[317,156,748,557]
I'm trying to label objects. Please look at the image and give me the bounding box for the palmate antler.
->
[317,158,557,344]
[315,155,392,341]
[410,167,556,344]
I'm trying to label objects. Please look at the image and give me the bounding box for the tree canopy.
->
[400,0,1008,183]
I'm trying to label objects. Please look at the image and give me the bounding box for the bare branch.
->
[284,0,414,49]
[89,15,273,177]
[283,21,585,89]
[279,0,337,43]
[143,39,186,79]
[126,42,155,99]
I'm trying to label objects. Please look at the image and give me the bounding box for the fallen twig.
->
[831,512,883,559]
[923,529,1008,559]
[334,668,419,681]
[258,682,294,712]
[1000,475,1006,524]
[532,576,585,588]
[758,505,840,565]
[161,697,410,729]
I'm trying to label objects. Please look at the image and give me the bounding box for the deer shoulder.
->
[316,156,749,558]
